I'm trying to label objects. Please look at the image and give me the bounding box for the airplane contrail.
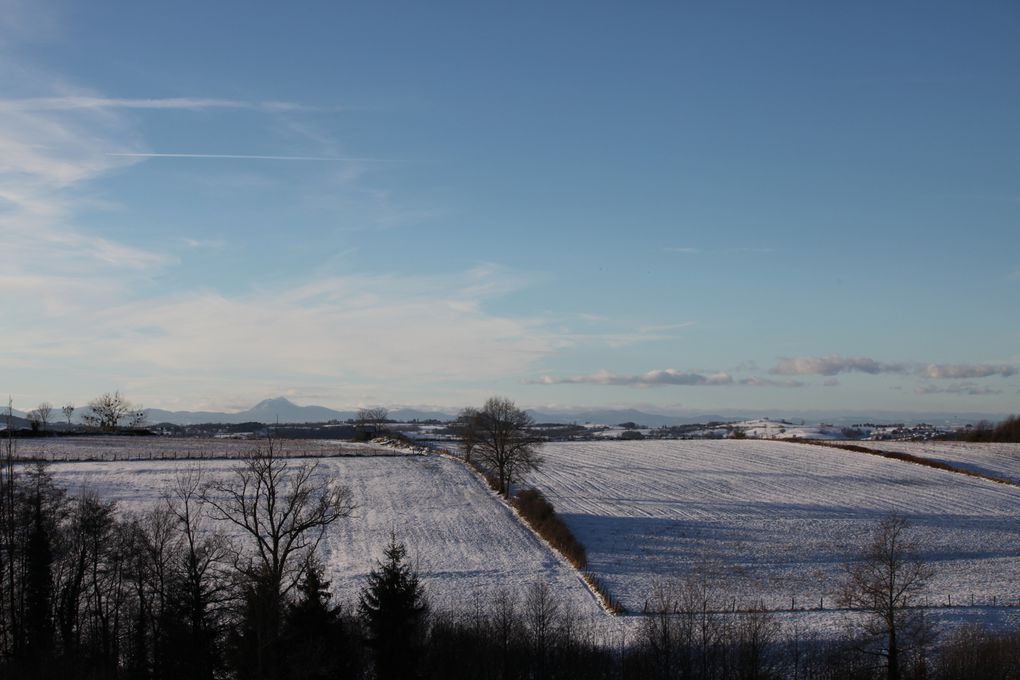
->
[106,152,402,162]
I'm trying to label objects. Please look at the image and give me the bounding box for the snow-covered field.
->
[837,440,1020,484]
[524,440,1020,618]
[23,437,1020,635]
[37,453,606,620]
[12,436,389,460]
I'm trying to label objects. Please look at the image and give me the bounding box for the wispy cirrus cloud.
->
[637,321,697,334]
[918,363,1016,379]
[770,355,1017,380]
[0,80,174,281]
[0,96,339,113]
[3,265,562,404]
[771,355,909,376]
[545,320,696,350]
[527,369,807,388]
[737,377,805,388]
[527,369,734,387]
[181,237,227,249]
[663,246,777,255]
[915,383,1002,396]
[106,152,402,162]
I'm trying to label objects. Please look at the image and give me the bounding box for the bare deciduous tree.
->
[454,407,480,464]
[523,580,560,664]
[62,404,75,426]
[356,407,389,438]
[458,397,543,495]
[202,441,354,679]
[202,440,354,598]
[164,468,230,677]
[81,392,144,432]
[641,575,724,680]
[35,403,52,432]
[838,514,936,680]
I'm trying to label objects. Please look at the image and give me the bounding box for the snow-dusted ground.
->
[24,438,1020,636]
[11,436,390,461]
[524,440,1020,618]
[38,454,606,621]
[716,419,843,440]
[589,419,847,441]
[836,441,1020,484]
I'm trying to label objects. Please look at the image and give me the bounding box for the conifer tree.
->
[21,462,63,678]
[281,561,357,680]
[23,492,54,676]
[358,535,428,680]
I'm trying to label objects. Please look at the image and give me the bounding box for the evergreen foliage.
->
[23,485,55,676]
[281,561,360,680]
[359,535,428,680]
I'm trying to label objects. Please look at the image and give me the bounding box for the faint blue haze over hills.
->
[139,397,1007,429]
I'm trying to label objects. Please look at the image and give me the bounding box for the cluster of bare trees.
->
[79,392,146,432]
[837,515,937,680]
[0,442,357,680]
[12,393,144,434]
[25,403,53,432]
[635,518,935,680]
[355,408,390,441]
[956,414,1020,442]
[639,576,781,680]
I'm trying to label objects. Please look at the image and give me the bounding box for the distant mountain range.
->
[528,408,729,428]
[144,397,457,426]
[1,397,1003,429]
[142,398,720,427]
[140,398,1005,428]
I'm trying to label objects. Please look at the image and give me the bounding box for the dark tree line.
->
[0,443,358,680]
[953,414,1020,443]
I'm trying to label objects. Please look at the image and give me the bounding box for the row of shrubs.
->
[512,488,627,614]
[513,488,588,569]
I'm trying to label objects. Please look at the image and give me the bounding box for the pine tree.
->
[358,535,428,680]
[23,493,54,676]
[230,569,282,680]
[280,562,358,680]
[20,462,63,678]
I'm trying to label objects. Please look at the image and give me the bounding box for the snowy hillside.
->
[40,454,605,618]
[840,441,1020,484]
[524,440,1020,614]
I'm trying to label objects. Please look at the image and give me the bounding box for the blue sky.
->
[2,0,1018,416]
